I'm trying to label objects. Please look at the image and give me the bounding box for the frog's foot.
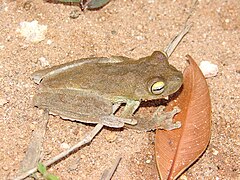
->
[152,106,181,130]
[99,115,137,128]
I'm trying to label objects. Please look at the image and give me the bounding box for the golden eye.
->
[151,81,165,95]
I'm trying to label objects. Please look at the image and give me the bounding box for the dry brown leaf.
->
[155,55,211,180]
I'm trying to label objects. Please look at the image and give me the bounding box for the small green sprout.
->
[37,163,60,180]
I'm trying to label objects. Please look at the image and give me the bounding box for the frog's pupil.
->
[152,86,164,93]
[153,86,163,92]
[151,81,165,95]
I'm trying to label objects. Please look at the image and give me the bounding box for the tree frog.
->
[31,51,183,129]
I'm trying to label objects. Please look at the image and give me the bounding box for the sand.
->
[0,0,239,179]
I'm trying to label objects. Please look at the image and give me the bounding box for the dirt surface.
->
[0,0,240,179]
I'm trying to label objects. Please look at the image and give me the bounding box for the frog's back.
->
[37,51,183,101]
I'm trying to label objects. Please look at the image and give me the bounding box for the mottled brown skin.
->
[32,51,183,126]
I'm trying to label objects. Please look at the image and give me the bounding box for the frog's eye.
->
[151,81,165,95]
[147,77,165,95]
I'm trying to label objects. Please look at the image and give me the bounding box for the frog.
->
[31,50,183,129]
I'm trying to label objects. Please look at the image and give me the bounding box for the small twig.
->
[164,23,192,58]
[164,0,198,57]
[186,0,199,23]
[14,123,104,180]
[100,156,122,180]
[80,0,92,10]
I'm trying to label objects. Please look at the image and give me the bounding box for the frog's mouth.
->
[141,95,169,102]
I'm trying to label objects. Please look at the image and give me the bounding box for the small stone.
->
[212,148,219,155]
[199,61,218,78]
[70,9,81,19]
[105,131,117,143]
[225,19,230,23]
[19,134,25,139]
[135,35,144,40]
[60,142,70,150]
[80,154,86,159]
[179,174,188,180]
[46,39,53,45]
[0,97,8,107]
[29,123,35,131]
[72,127,80,136]
[0,92,8,107]
[0,43,4,50]
[137,24,143,31]
[38,57,49,67]
[145,159,151,164]
[16,20,47,43]
[111,30,117,35]
[148,0,155,3]
[23,1,33,11]
[2,166,9,171]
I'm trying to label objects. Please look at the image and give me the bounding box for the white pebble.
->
[148,0,155,3]
[0,43,5,50]
[39,57,49,67]
[16,20,47,43]
[145,159,151,164]
[212,148,219,155]
[180,174,188,180]
[46,39,53,45]
[135,35,145,40]
[60,143,70,150]
[199,61,218,78]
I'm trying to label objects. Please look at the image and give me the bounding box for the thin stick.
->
[80,0,92,10]
[164,23,192,58]
[100,156,122,180]
[164,0,198,57]
[14,123,104,180]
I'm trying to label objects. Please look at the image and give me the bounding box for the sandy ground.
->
[0,0,239,179]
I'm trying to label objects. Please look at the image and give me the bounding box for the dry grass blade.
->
[155,55,211,180]
[14,123,104,180]
[100,156,122,180]
[19,110,48,172]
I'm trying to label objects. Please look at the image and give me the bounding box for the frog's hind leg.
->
[32,92,112,124]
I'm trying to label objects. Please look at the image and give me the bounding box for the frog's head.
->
[134,51,183,101]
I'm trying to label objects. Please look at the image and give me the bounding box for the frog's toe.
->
[156,119,181,130]
[123,118,138,125]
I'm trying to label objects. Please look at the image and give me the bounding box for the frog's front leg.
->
[120,100,140,117]
[152,106,181,130]
[117,100,140,125]
[112,103,122,114]
[104,101,139,127]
